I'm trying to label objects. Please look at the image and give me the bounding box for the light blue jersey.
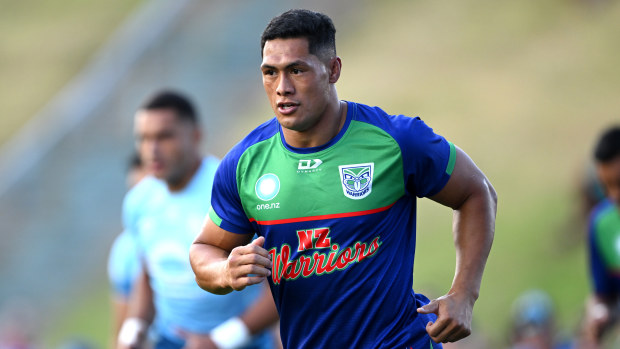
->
[124,156,271,347]
[108,229,141,298]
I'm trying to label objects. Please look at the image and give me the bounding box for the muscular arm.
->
[189,218,272,294]
[418,146,497,343]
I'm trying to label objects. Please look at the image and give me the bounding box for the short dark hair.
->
[594,126,620,163]
[260,9,336,61]
[141,90,199,125]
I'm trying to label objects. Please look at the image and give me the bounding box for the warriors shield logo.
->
[338,163,374,200]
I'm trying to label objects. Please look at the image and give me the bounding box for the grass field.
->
[4,0,620,347]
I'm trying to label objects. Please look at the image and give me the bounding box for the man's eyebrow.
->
[261,60,308,70]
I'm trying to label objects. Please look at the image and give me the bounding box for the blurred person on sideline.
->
[579,163,606,220]
[108,153,148,340]
[582,126,620,348]
[441,330,490,349]
[117,90,279,349]
[189,9,497,348]
[509,289,574,349]
[0,298,38,349]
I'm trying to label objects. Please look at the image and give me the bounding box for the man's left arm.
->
[417,145,497,344]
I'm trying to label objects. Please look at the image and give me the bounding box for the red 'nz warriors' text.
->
[268,228,382,284]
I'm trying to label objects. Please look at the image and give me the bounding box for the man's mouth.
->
[277,102,299,115]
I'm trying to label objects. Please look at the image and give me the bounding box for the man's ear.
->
[328,56,342,84]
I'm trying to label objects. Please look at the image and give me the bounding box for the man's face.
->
[597,156,620,207]
[261,37,333,133]
[134,108,197,185]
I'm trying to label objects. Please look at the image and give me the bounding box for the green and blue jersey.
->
[589,199,620,297]
[211,101,454,348]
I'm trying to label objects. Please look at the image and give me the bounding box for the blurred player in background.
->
[509,289,574,349]
[108,153,148,339]
[190,9,497,348]
[117,90,279,349]
[582,126,620,348]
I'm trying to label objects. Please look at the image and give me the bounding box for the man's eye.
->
[263,70,275,76]
[291,68,301,74]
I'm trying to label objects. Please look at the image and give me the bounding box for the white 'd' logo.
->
[298,159,323,170]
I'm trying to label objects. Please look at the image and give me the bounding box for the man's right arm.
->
[189,217,272,295]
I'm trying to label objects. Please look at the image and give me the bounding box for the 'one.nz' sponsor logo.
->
[338,162,374,200]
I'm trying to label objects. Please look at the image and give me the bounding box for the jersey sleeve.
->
[394,116,455,198]
[209,151,255,235]
[111,182,149,297]
[107,231,141,298]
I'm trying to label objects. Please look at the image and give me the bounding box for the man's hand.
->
[416,292,475,343]
[190,218,270,295]
[582,295,612,347]
[178,332,217,349]
[224,236,272,291]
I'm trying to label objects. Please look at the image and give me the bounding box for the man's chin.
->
[151,170,167,180]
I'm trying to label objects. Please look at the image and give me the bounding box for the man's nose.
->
[276,74,294,96]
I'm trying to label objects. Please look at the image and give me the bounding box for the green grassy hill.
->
[6,0,620,347]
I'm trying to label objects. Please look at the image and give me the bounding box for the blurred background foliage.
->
[0,0,142,146]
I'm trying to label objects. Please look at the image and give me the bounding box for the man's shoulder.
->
[348,101,441,153]
[124,176,166,210]
[197,155,221,178]
[349,101,425,131]
[591,199,616,221]
[591,199,620,229]
[202,154,220,167]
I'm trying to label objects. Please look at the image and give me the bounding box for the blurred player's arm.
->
[417,145,497,344]
[189,220,280,347]
[239,280,279,334]
[190,218,272,295]
[111,294,129,341]
[116,268,155,349]
[582,218,619,346]
[582,293,613,345]
[177,281,279,349]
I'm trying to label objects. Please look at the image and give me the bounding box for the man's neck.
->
[167,156,202,192]
[284,100,347,148]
